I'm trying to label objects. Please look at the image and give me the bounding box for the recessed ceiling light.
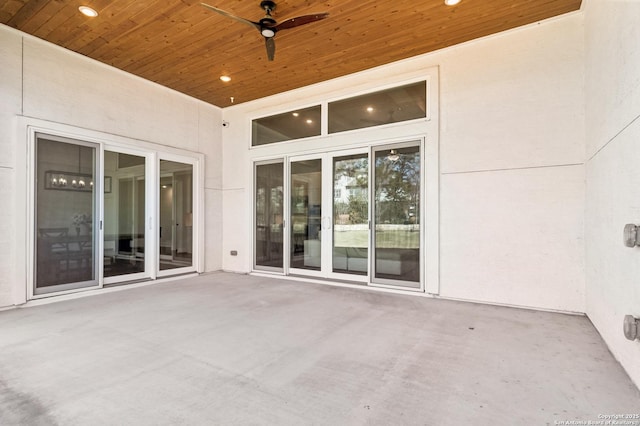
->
[78,6,98,17]
[292,112,300,117]
[220,75,231,82]
[444,0,461,5]
[366,107,374,113]
[306,119,313,124]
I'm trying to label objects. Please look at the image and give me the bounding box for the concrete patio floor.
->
[0,272,638,425]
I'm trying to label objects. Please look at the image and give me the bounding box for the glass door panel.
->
[255,161,284,271]
[332,153,368,276]
[290,159,322,271]
[373,145,421,288]
[35,136,98,295]
[159,160,193,271]
[103,151,147,278]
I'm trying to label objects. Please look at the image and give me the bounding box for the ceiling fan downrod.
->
[260,1,277,15]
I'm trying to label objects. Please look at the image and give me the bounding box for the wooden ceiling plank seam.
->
[30,10,73,40]
[33,0,123,47]
[5,0,48,29]
[0,1,29,24]
[51,1,124,53]
[131,29,264,76]
[97,9,212,65]
[83,0,161,52]
[15,0,60,34]
[115,23,259,76]
[63,0,140,51]
[1,0,28,15]
[85,2,194,61]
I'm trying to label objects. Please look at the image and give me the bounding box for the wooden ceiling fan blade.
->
[201,3,260,30]
[265,37,276,61]
[275,13,329,31]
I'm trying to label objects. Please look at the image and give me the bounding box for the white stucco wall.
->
[438,14,585,312]
[0,27,22,307]
[222,13,586,313]
[0,25,223,307]
[584,0,640,388]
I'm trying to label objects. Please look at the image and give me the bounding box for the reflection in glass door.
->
[332,153,368,276]
[255,143,423,289]
[290,159,322,271]
[34,135,98,295]
[372,144,421,288]
[255,161,284,271]
[103,151,147,279]
[159,160,193,271]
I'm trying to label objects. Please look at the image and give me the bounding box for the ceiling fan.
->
[201,1,329,61]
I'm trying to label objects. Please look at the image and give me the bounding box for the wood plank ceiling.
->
[1,0,582,107]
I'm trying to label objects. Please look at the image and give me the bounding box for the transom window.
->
[252,105,321,146]
[328,81,427,133]
[251,80,427,147]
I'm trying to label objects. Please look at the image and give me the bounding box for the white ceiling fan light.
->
[261,28,276,38]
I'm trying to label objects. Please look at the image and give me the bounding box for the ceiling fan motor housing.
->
[260,17,277,27]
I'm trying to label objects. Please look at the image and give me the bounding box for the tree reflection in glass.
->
[374,146,421,285]
[333,154,368,275]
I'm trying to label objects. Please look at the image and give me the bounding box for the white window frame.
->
[16,117,204,301]
[30,133,103,297]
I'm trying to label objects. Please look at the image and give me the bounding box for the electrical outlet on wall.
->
[623,224,639,247]
[623,315,639,341]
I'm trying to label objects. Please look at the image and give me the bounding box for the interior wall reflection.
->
[290,159,322,270]
[35,137,97,293]
[159,160,193,270]
[103,152,146,277]
[255,162,284,269]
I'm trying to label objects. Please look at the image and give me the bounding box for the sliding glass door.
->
[158,159,194,274]
[34,135,99,295]
[289,156,323,275]
[31,129,201,299]
[288,151,370,280]
[103,149,150,282]
[255,161,284,271]
[254,141,423,290]
[372,143,422,288]
[332,152,369,277]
